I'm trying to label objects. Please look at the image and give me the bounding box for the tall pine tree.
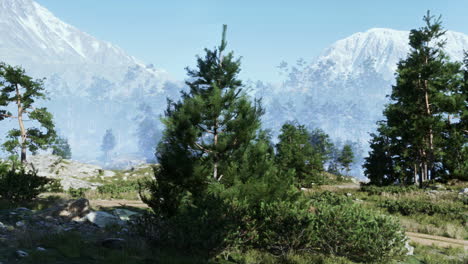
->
[0,63,56,162]
[365,12,465,185]
[143,25,263,216]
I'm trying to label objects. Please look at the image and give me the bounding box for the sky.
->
[35,0,468,82]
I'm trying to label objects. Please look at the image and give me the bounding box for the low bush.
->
[137,190,406,263]
[379,199,466,222]
[360,185,420,195]
[0,161,51,202]
[311,203,406,263]
[67,188,88,198]
[97,180,140,198]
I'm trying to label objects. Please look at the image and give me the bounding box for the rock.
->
[101,238,126,249]
[432,184,446,190]
[459,188,468,195]
[346,193,352,197]
[16,250,29,258]
[0,222,5,229]
[405,241,414,256]
[83,211,122,228]
[113,209,140,221]
[103,170,116,177]
[65,199,91,219]
[124,173,130,176]
[16,221,25,227]
[123,176,128,181]
[39,199,91,221]
[36,247,46,251]
[27,155,105,190]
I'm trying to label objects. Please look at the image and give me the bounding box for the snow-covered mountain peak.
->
[314,27,468,81]
[0,0,141,66]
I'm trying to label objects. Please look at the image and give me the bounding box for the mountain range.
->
[0,0,467,174]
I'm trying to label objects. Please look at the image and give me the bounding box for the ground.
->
[0,165,467,263]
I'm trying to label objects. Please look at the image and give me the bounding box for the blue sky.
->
[36,0,468,82]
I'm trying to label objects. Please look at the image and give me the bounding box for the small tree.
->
[276,122,325,186]
[134,103,161,162]
[101,129,116,161]
[142,25,263,216]
[51,136,72,159]
[0,63,56,162]
[338,144,354,176]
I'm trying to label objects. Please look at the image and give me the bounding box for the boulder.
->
[83,211,122,228]
[15,250,29,258]
[27,155,114,190]
[58,199,91,220]
[459,188,468,195]
[405,241,414,256]
[112,209,140,221]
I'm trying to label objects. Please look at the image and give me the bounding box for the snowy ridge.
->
[313,28,468,81]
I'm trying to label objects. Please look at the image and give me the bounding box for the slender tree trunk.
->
[414,163,418,185]
[213,120,218,180]
[15,84,27,163]
[423,56,435,180]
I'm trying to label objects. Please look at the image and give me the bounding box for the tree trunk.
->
[423,56,435,180]
[213,120,218,180]
[15,84,27,163]
[414,163,418,185]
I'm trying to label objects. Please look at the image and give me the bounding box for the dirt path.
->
[90,199,149,209]
[406,232,468,250]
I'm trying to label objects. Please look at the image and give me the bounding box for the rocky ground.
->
[0,198,144,263]
[26,155,151,190]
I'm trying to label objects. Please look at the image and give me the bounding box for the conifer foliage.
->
[365,12,466,185]
[0,63,56,162]
[143,25,263,216]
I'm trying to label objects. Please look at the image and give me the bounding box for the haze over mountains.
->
[0,0,467,174]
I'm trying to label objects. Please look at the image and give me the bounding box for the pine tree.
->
[101,129,116,161]
[440,51,468,180]
[276,122,325,187]
[0,63,56,162]
[143,25,263,216]
[134,103,161,162]
[52,136,72,159]
[365,12,465,185]
[338,144,354,176]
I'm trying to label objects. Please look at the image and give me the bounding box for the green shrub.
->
[44,178,64,193]
[360,185,420,195]
[97,180,140,198]
[311,203,407,263]
[379,199,466,222]
[308,191,353,206]
[0,161,51,202]
[67,188,88,198]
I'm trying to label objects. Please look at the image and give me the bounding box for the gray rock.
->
[16,221,25,227]
[459,188,468,195]
[27,155,114,190]
[405,241,414,256]
[0,221,5,229]
[16,250,29,258]
[113,209,140,221]
[101,238,126,249]
[64,198,91,219]
[36,247,46,251]
[83,211,122,228]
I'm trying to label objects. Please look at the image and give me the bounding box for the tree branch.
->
[0,114,17,119]
[194,142,212,153]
